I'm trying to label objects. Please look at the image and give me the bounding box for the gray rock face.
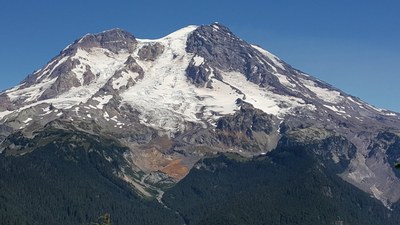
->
[0,94,12,111]
[138,43,165,61]
[384,132,400,165]
[39,60,82,100]
[101,56,145,93]
[185,60,213,87]
[72,28,138,54]
[215,101,280,152]
[124,55,145,77]
[82,67,96,85]
[186,23,287,90]
[17,56,84,102]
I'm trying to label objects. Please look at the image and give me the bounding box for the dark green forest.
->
[0,129,180,225]
[163,147,400,225]
[1,129,400,225]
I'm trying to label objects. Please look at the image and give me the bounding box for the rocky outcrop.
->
[0,94,12,111]
[82,65,96,85]
[186,23,287,89]
[124,56,145,76]
[72,28,137,54]
[215,100,280,152]
[185,60,212,87]
[138,43,165,61]
[101,56,145,93]
[39,60,82,100]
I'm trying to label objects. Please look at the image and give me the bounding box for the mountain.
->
[1,23,400,224]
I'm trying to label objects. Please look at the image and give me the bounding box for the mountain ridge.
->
[1,23,400,209]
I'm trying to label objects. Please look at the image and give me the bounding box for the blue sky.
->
[1,0,399,112]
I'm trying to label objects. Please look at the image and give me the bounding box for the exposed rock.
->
[82,65,96,85]
[215,101,280,152]
[185,60,212,87]
[39,65,81,100]
[186,23,286,90]
[138,43,165,61]
[101,56,145,93]
[73,28,137,54]
[124,56,145,77]
[0,94,12,111]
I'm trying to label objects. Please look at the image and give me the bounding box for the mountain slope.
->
[163,147,400,225]
[0,126,181,225]
[1,22,400,211]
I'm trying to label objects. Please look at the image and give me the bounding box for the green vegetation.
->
[1,128,400,225]
[0,129,180,225]
[163,146,400,225]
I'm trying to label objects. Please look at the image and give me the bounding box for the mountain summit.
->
[1,23,400,210]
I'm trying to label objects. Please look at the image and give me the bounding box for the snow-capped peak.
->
[1,23,400,208]
[1,23,398,127]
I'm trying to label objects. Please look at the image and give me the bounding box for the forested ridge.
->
[1,129,400,225]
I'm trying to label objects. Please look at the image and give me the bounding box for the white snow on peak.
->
[251,45,286,71]
[274,73,297,89]
[101,28,123,34]
[111,71,140,90]
[37,56,69,82]
[121,26,202,133]
[1,27,201,122]
[3,46,129,117]
[220,71,310,117]
[47,48,128,108]
[3,24,387,135]
[120,23,312,133]
[300,78,343,104]
[136,25,198,43]
[7,77,57,103]
[163,25,198,40]
[77,33,91,44]
[212,24,220,30]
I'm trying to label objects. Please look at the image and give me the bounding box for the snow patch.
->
[275,73,296,88]
[136,25,198,43]
[103,111,110,121]
[300,78,343,104]
[211,24,220,30]
[386,112,397,116]
[7,77,57,103]
[23,118,32,123]
[0,110,13,120]
[37,56,69,81]
[112,71,139,90]
[251,45,285,71]
[324,105,346,114]
[93,95,113,109]
[221,71,308,117]
[193,55,204,66]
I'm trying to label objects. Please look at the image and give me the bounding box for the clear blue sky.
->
[1,0,399,112]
